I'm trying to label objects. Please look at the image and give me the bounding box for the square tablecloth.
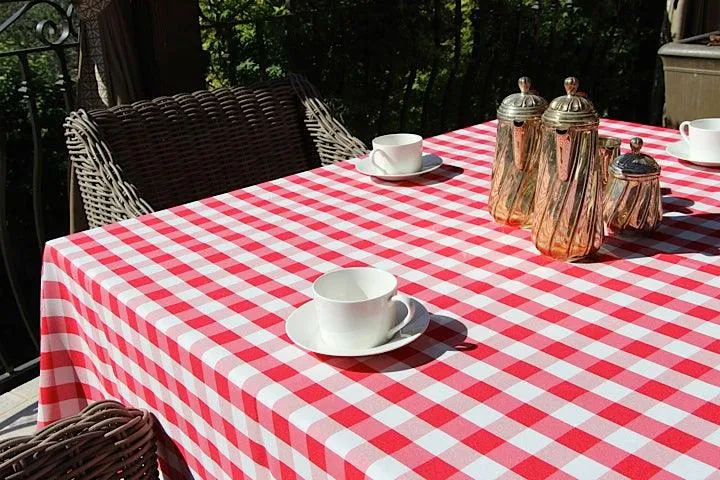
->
[39,120,720,479]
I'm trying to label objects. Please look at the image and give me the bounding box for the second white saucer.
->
[356,153,443,181]
[666,141,720,167]
[286,297,430,357]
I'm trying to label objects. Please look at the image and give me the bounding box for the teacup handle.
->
[679,121,691,144]
[387,294,415,339]
[369,149,392,174]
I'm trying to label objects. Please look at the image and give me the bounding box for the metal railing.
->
[0,0,77,392]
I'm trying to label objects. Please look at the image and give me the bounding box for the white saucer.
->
[286,298,430,357]
[356,153,443,181]
[666,141,720,167]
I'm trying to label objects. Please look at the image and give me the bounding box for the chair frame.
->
[65,73,367,229]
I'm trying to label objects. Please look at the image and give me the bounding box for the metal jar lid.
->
[497,77,548,122]
[542,77,599,128]
[609,137,661,179]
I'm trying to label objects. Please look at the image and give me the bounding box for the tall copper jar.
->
[532,77,604,261]
[489,77,548,227]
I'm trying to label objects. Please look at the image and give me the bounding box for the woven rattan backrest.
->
[83,80,317,213]
[66,74,367,230]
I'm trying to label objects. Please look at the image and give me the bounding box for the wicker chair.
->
[0,400,158,479]
[66,73,368,230]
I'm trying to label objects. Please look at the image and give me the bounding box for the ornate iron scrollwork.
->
[0,1,77,48]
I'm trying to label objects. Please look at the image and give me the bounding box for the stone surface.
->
[0,377,38,441]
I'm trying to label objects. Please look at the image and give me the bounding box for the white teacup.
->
[370,133,423,175]
[313,267,415,350]
[679,118,720,163]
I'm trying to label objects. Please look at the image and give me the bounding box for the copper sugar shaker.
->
[603,137,663,235]
[532,77,603,262]
[489,77,548,227]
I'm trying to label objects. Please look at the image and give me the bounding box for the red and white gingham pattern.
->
[39,119,720,480]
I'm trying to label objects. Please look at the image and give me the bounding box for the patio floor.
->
[0,377,38,441]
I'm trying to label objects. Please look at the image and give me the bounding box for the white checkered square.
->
[508,428,553,455]
[581,342,618,360]
[505,380,545,403]
[374,405,414,429]
[335,382,375,404]
[420,382,459,404]
[662,340,701,358]
[463,361,501,382]
[545,360,584,381]
[591,381,633,402]
[664,455,717,480]
[288,404,326,433]
[644,402,690,427]
[416,430,458,455]
[561,455,610,479]
[462,456,510,479]
[257,383,293,409]
[366,456,412,479]
[604,427,650,453]
[502,343,538,362]
[681,380,720,401]
[327,429,365,458]
[463,403,502,428]
[551,403,593,427]
[627,359,667,380]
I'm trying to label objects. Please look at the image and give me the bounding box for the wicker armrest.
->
[290,73,368,165]
[0,400,158,480]
[65,111,154,228]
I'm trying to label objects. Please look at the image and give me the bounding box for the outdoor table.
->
[39,119,720,479]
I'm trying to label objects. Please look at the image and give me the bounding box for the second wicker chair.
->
[66,74,368,230]
[0,400,158,479]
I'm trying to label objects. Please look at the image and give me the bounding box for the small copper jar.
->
[488,77,548,227]
[603,137,663,235]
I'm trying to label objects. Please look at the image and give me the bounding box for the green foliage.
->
[200,0,290,87]
[199,0,666,142]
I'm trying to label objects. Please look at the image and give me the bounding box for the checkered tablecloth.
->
[39,119,720,479]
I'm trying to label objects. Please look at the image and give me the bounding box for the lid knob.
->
[610,136,660,179]
[518,77,531,94]
[630,137,643,154]
[564,77,579,96]
[496,76,548,122]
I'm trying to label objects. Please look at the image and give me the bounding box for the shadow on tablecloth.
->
[370,163,465,187]
[602,210,720,261]
[321,314,474,373]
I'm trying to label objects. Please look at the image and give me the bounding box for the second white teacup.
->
[313,267,415,350]
[370,133,423,175]
[679,118,720,163]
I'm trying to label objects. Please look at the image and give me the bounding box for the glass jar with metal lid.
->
[603,137,663,235]
[532,77,603,262]
[488,77,548,227]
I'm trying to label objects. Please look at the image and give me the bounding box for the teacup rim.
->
[688,118,720,131]
[372,133,423,146]
[313,266,397,304]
